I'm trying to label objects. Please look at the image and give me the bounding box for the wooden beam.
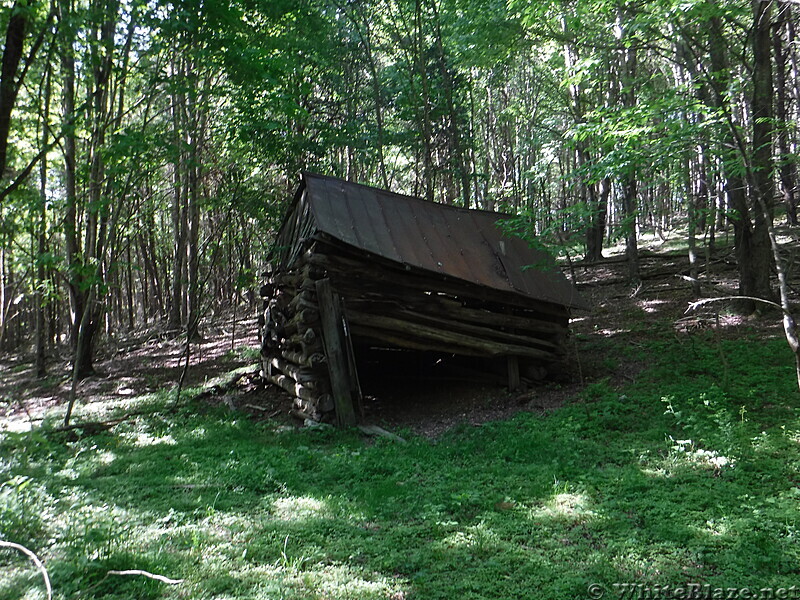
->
[316,278,358,427]
[507,356,520,391]
[347,296,565,337]
[347,310,556,359]
[347,304,560,351]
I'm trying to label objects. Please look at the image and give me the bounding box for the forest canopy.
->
[0,0,796,376]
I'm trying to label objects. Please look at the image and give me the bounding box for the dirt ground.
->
[0,242,785,438]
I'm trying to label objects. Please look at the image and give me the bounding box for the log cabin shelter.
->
[259,172,587,426]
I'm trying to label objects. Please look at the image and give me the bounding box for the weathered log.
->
[289,292,317,312]
[325,276,568,332]
[358,424,407,443]
[347,311,556,359]
[284,328,323,347]
[290,407,318,422]
[282,336,323,358]
[267,294,290,312]
[308,245,574,318]
[349,324,483,356]
[282,349,327,369]
[346,303,561,352]
[507,356,520,391]
[267,355,324,386]
[337,272,568,327]
[295,308,320,325]
[265,370,324,404]
[316,278,359,427]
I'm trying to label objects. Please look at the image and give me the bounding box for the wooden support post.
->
[316,278,358,427]
[507,355,520,391]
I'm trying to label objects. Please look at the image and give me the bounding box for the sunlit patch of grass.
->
[123,431,177,447]
[271,496,330,521]
[225,345,261,363]
[540,491,595,520]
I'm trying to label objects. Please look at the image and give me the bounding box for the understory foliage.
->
[1,329,800,598]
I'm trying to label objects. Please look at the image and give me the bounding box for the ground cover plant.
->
[2,293,800,599]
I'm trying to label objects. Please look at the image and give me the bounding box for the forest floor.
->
[2,232,800,600]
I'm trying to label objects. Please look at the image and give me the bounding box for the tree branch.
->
[686,295,786,315]
[0,540,52,600]
[107,569,184,584]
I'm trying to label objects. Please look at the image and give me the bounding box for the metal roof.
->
[300,172,586,310]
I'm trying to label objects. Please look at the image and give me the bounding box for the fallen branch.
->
[83,567,184,594]
[0,540,52,600]
[107,569,184,584]
[686,295,786,316]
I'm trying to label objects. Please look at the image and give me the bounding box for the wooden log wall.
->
[310,238,570,369]
[260,248,333,420]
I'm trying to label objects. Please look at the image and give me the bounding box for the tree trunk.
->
[60,0,88,372]
[773,1,796,224]
[707,14,774,312]
[168,57,187,331]
[0,2,28,181]
[430,0,469,207]
[35,65,51,377]
[749,0,775,304]
[414,0,435,202]
[619,9,640,283]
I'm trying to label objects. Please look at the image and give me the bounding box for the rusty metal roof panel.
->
[302,173,586,309]
[476,214,585,309]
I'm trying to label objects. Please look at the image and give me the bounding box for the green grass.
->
[2,330,800,599]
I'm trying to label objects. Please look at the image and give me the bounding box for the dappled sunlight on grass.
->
[669,439,735,470]
[126,431,177,447]
[438,521,500,553]
[271,496,330,521]
[545,491,595,519]
[212,562,409,600]
[691,517,732,538]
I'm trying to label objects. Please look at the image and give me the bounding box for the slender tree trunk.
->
[168,57,187,331]
[413,0,435,202]
[0,225,6,350]
[707,14,774,312]
[362,17,389,189]
[619,9,640,283]
[774,1,797,224]
[430,0,469,207]
[126,244,134,330]
[185,66,205,340]
[59,0,87,370]
[35,66,52,377]
[186,151,201,338]
[749,0,775,303]
[0,2,29,181]
[563,28,607,262]
[686,155,701,297]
